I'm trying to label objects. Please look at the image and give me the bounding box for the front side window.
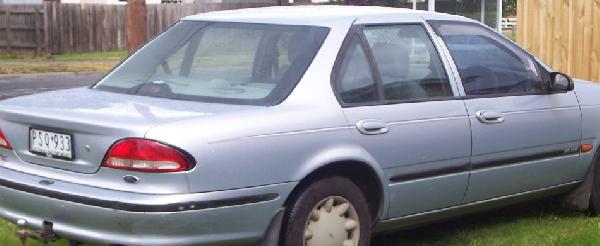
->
[94,21,329,106]
[429,21,546,96]
[363,24,452,101]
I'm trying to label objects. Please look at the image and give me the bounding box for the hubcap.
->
[303,196,360,246]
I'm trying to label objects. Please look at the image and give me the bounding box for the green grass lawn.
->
[0,197,598,245]
[386,197,600,246]
[0,51,127,62]
[503,30,517,42]
[0,51,126,75]
[0,220,66,246]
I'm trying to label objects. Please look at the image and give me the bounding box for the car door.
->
[428,20,583,203]
[332,16,472,218]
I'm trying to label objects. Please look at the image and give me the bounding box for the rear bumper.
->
[0,166,295,245]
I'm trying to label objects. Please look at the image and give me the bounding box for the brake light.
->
[102,139,192,172]
[0,128,12,150]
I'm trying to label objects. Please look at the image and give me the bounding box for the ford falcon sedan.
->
[0,5,599,246]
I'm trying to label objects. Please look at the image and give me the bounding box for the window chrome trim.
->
[423,20,467,97]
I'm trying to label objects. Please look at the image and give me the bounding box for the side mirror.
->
[549,72,574,92]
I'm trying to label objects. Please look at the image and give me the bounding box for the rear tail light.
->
[0,128,12,150]
[102,139,193,172]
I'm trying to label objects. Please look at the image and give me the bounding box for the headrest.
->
[287,32,306,64]
[371,42,409,83]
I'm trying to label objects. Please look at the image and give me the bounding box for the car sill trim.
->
[374,180,580,233]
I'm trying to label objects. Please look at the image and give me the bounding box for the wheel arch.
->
[286,145,389,222]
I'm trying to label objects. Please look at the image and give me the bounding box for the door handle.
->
[475,111,505,124]
[356,119,389,135]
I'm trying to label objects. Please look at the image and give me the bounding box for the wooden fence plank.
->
[545,0,554,66]
[582,0,594,80]
[551,0,562,71]
[592,0,600,82]
[572,0,585,78]
[559,0,571,73]
[43,3,48,54]
[516,0,524,46]
[537,0,547,63]
[5,5,12,54]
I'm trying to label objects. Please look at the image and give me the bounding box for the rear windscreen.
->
[94,21,329,106]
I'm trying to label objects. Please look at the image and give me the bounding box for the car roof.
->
[183,5,471,27]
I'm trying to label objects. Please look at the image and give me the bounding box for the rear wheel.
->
[281,176,371,246]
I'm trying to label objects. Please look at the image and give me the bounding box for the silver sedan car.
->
[1,5,600,246]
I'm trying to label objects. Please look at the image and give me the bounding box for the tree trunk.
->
[127,0,147,54]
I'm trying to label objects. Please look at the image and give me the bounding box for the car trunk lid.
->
[0,87,256,174]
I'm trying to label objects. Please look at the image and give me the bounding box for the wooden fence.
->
[0,2,275,55]
[517,0,600,82]
[0,4,45,55]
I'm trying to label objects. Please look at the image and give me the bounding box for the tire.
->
[281,176,372,246]
[589,151,600,213]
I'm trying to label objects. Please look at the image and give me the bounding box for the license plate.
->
[29,128,73,160]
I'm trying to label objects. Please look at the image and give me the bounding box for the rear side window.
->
[335,35,379,104]
[363,24,452,100]
[429,21,546,96]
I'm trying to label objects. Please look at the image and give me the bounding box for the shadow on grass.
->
[373,196,595,246]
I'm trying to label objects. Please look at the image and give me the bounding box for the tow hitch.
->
[15,219,59,245]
